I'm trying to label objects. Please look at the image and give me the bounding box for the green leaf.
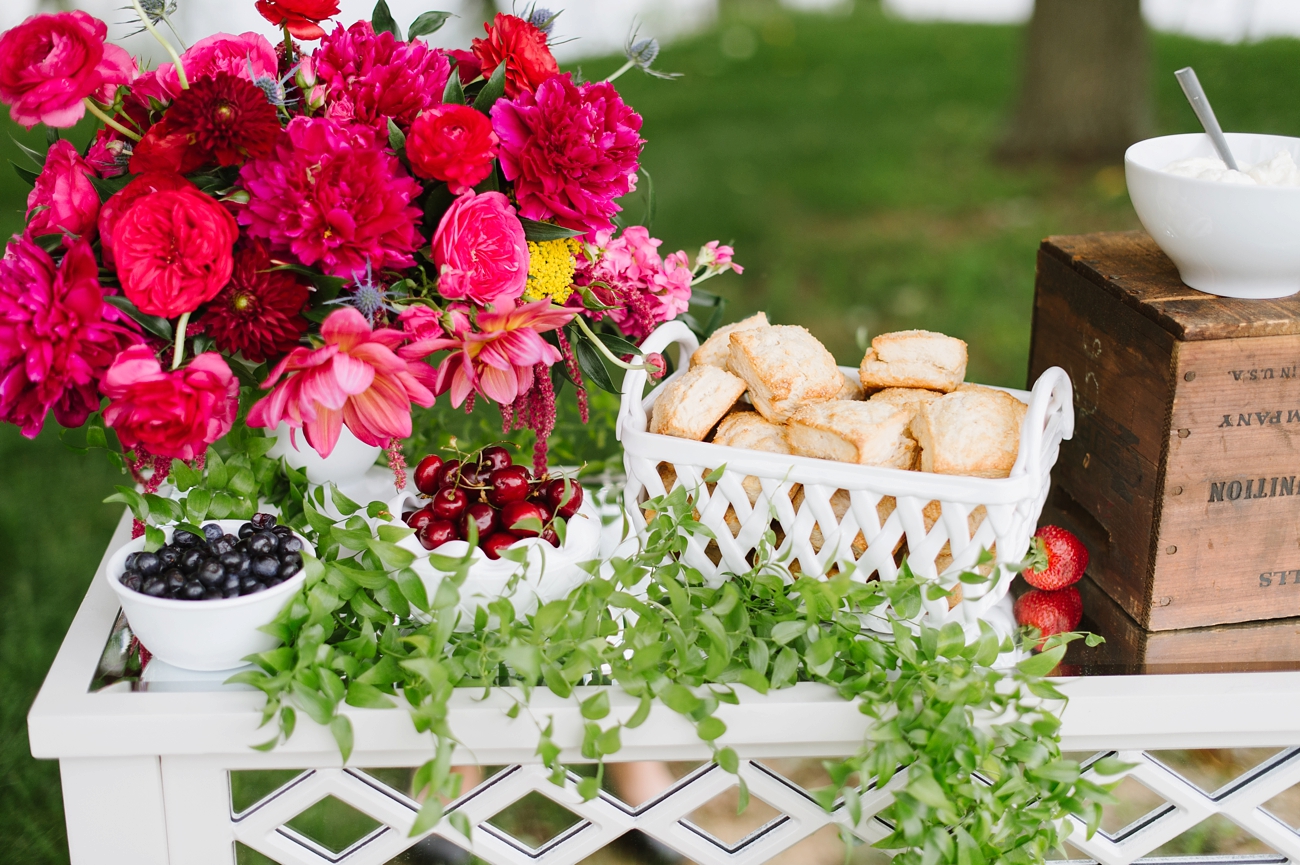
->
[1091,757,1137,778]
[366,537,416,571]
[660,683,702,715]
[144,494,182,523]
[519,217,584,242]
[371,0,401,38]
[409,10,453,39]
[393,567,430,612]
[346,682,397,709]
[170,459,201,492]
[267,264,348,301]
[715,747,739,773]
[577,775,601,801]
[184,488,211,524]
[472,61,507,114]
[442,69,466,105]
[696,716,726,741]
[770,620,808,646]
[625,693,653,729]
[573,334,616,394]
[11,162,38,187]
[102,296,173,340]
[1018,644,1067,678]
[329,484,362,515]
[330,715,354,763]
[410,796,443,836]
[593,330,644,359]
[291,680,335,726]
[387,117,406,152]
[580,690,610,720]
[595,725,621,755]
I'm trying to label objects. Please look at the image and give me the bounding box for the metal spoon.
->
[1175,67,1239,171]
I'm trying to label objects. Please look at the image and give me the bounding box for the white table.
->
[29,510,1300,865]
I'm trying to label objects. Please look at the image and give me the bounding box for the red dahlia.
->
[130,72,281,174]
[196,242,309,363]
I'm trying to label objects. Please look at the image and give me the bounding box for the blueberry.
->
[223,586,241,598]
[250,555,280,580]
[157,546,180,568]
[238,523,254,538]
[240,577,266,595]
[248,532,278,556]
[251,512,277,530]
[142,577,167,597]
[173,530,201,548]
[121,571,142,591]
[135,551,161,576]
[279,550,303,570]
[180,548,205,573]
[218,550,248,576]
[202,588,222,600]
[221,574,241,593]
[265,575,285,587]
[271,524,292,537]
[197,560,225,587]
[279,535,304,554]
[278,559,301,580]
[162,567,184,592]
[181,580,205,600]
[201,523,224,542]
[124,552,141,571]
[211,535,238,556]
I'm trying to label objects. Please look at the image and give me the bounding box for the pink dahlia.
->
[0,235,141,438]
[403,298,574,408]
[247,307,436,456]
[571,227,693,341]
[26,138,100,239]
[492,74,643,236]
[238,116,423,279]
[101,346,238,461]
[152,32,279,99]
[314,20,451,131]
[431,191,528,307]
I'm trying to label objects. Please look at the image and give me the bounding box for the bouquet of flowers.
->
[0,0,741,491]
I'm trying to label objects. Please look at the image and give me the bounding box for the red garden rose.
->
[98,172,194,268]
[471,13,559,99]
[255,0,340,40]
[0,11,136,128]
[407,104,498,194]
[100,345,238,460]
[113,187,239,319]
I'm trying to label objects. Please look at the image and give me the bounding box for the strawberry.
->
[1022,525,1088,590]
[1013,586,1082,648]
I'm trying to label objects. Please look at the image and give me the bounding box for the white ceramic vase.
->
[268,422,381,488]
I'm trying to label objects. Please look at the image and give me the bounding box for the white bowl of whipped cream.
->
[1126,132,1300,298]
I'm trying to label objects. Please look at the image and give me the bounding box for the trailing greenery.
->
[226,473,1116,863]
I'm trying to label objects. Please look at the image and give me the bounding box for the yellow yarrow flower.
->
[523,237,581,303]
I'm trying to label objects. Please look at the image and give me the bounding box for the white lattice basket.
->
[617,321,1074,633]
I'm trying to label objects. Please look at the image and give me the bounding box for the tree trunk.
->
[998,0,1152,162]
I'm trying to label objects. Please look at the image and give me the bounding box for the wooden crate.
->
[1028,231,1300,630]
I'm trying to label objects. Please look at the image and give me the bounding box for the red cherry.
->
[413,455,444,495]
[406,506,436,532]
[487,466,531,506]
[431,486,468,520]
[541,525,560,547]
[436,458,462,490]
[500,500,545,538]
[460,463,490,488]
[544,478,583,519]
[480,445,513,472]
[481,532,519,560]
[418,518,458,550]
[460,502,498,542]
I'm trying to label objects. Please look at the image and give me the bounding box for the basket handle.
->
[1015,366,1075,479]
[616,321,701,441]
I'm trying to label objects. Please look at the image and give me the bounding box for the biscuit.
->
[727,325,843,423]
[836,374,865,401]
[785,400,915,468]
[858,329,968,393]
[710,412,793,506]
[691,312,770,369]
[913,385,1027,478]
[649,365,748,441]
[869,387,943,415]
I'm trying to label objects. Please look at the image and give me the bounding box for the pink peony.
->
[431,191,528,307]
[153,32,278,99]
[492,74,643,236]
[571,227,693,341]
[0,234,140,438]
[0,11,137,128]
[247,307,436,456]
[406,103,498,194]
[403,299,574,408]
[101,346,238,460]
[314,21,451,131]
[26,138,100,239]
[238,116,423,279]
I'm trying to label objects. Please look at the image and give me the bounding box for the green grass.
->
[6,2,1300,861]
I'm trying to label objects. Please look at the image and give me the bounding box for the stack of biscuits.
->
[649,313,1027,479]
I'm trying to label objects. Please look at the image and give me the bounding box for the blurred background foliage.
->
[6,0,1300,860]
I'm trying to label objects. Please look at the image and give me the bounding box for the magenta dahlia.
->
[491,74,644,236]
[237,116,423,279]
[196,241,310,363]
[0,234,140,437]
[313,20,451,131]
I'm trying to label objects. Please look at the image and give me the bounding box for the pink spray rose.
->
[247,307,436,456]
[431,191,528,307]
[101,346,238,460]
[152,31,279,100]
[398,305,444,342]
[407,103,498,194]
[26,139,100,239]
[491,74,643,236]
[0,12,137,128]
[0,234,140,438]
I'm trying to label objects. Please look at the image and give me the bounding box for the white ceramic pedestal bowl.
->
[106,520,311,671]
[268,422,381,488]
[387,490,603,625]
[1125,132,1300,299]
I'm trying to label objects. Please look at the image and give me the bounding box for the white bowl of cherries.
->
[106,516,311,671]
[388,445,602,622]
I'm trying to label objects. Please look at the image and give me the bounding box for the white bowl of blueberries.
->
[106,514,311,671]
